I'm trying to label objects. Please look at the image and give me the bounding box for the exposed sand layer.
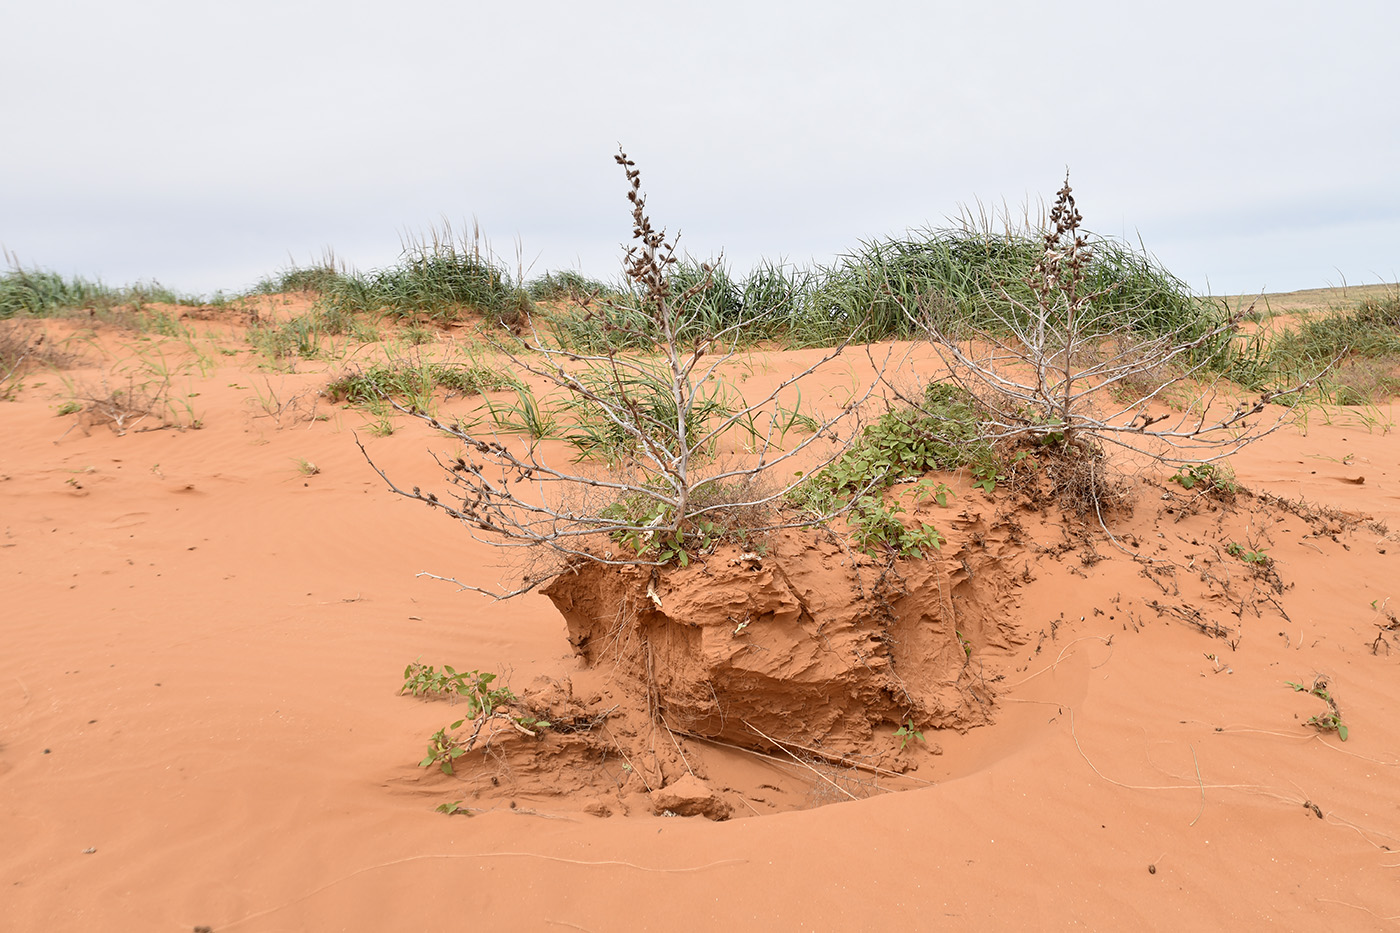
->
[3,304,1399,930]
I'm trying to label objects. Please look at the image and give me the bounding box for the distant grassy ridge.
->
[0,225,1229,347]
[9,230,1399,404]
[1222,282,1399,317]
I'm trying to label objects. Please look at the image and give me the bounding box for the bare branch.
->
[358,149,877,597]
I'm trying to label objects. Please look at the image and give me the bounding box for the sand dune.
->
[3,305,1398,931]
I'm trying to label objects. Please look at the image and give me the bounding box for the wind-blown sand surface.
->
[3,303,1399,931]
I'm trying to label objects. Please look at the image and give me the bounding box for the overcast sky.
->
[3,1,1397,298]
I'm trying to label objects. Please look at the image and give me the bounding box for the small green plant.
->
[402,660,462,697]
[894,719,925,749]
[971,462,999,493]
[599,494,725,568]
[294,458,320,476]
[847,495,945,559]
[247,312,338,361]
[364,411,396,437]
[401,324,437,346]
[956,630,972,660]
[1226,542,1270,565]
[1285,677,1348,741]
[421,720,469,774]
[910,478,954,506]
[56,400,82,416]
[1170,462,1237,495]
[407,665,548,773]
[401,662,517,714]
[247,377,319,427]
[435,800,473,816]
[764,392,821,446]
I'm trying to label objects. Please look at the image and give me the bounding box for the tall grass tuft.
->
[254,251,349,295]
[1,267,110,318]
[0,264,197,319]
[790,225,1221,349]
[526,270,618,302]
[316,223,525,327]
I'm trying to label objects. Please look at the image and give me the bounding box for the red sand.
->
[4,309,1399,931]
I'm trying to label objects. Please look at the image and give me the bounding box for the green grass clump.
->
[315,227,527,327]
[740,261,812,330]
[793,228,1220,349]
[1,267,114,318]
[556,360,738,462]
[667,259,744,334]
[247,313,332,360]
[541,227,1217,354]
[246,306,381,360]
[254,259,348,296]
[324,360,520,408]
[1268,294,1400,363]
[546,298,657,352]
[546,259,793,351]
[526,270,617,302]
[1,263,202,321]
[431,363,522,396]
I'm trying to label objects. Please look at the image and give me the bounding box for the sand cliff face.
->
[544,504,1028,755]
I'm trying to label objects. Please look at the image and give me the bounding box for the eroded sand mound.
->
[544,502,1026,756]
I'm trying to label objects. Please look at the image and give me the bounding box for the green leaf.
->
[1338,724,1348,741]
[419,755,435,768]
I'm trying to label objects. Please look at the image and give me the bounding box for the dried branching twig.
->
[362,148,877,597]
[897,173,1325,514]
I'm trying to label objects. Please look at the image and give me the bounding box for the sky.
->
[3,0,1397,299]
